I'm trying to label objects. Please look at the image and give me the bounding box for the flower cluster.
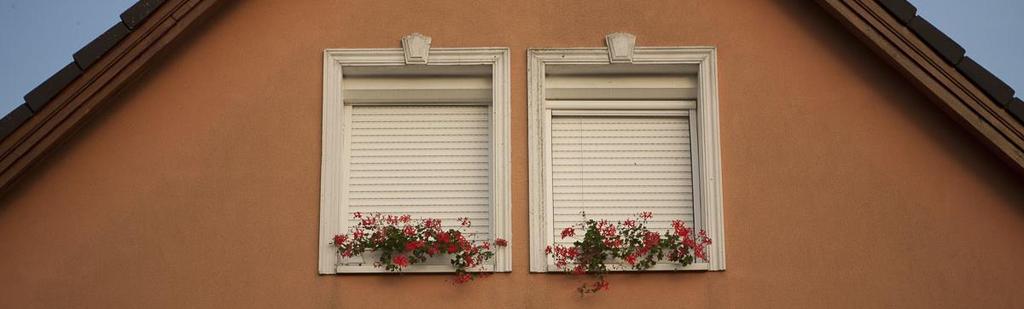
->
[332,212,507,284]
[545,212,712,295]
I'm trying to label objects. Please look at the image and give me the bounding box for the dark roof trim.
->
[819,0,1024,173]
[13,0,171,135]
[0,0,220,194]
[877,0,1016,106]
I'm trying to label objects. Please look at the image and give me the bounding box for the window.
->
[319,45,511,274]
[527,45,725,271]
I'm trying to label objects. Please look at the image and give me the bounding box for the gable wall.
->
[1,1,1023,307]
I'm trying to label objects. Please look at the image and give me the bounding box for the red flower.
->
[671,220,691,238]
[447,245,458,254]
[452,273,473,284]
[639,211,653,220]
[403,225,416,236]
[601,225,617,237]
[392,255,410,268]
[625,253,638,265]
[572,264,586,275]
[545,246,553,254]
[352,212,362,219]
[333,234,348,245]
[427,246,439,255]
[458,217,472,227]
[438,232,451,243]
[404,241,424,252]
[494,238,508,247]
[694,247,707,261]
[560,227,576,239]
[603,238,623,248]
[361,217,376,226]
[643,231,661,247]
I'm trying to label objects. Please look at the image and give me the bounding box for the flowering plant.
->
[332,212,507,284]
[546,212,712,295]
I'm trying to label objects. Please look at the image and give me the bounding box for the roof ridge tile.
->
[1009,98,1024,122]
[0,105,33,140]
[22,62,83,112]
[957,57,1016,106]
[877,0,917,25]
[121,0,166,30]
[73,22,132,70]
[908,16,966,65]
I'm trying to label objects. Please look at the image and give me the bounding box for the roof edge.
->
[819,0,1024,173]
[0,0,222,194]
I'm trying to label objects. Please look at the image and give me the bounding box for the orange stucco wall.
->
[2,1,1024,308]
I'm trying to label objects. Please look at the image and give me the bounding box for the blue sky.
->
[0,1,1022,116]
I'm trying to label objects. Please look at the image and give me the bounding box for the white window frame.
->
[319,47,511,274]
[527,47,725,272]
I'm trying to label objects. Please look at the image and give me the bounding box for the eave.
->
[0,0,221,194]
[818,0,1024,173]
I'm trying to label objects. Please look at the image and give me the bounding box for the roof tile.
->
[73,22,131,70]
[908,16,965,65]
[878,0,917,25]
[0,104,33,140]
[120,0,166,30]
[23,62,83,112]
[957,57,1016,106]
[1009,98,1024,122]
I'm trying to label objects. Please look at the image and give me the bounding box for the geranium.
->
[546,212,712,295]
[332,213,507,284]
[560,227,575,238]
[392,255,410,267]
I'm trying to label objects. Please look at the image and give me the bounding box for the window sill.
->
[544,262,709,273]
[335,264,496,274]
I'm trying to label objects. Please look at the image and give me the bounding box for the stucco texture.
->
[2,0,1023,308]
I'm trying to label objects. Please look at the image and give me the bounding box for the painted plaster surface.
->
[1,1,1023,307]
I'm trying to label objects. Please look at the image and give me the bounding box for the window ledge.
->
[544,262,709,273]
[335,264,497,274]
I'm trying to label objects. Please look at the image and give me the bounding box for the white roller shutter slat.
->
[346,105,492,240]
[551,116,695,246]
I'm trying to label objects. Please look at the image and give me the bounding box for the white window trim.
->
[319,47,512,274]
[527,47,725,272]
